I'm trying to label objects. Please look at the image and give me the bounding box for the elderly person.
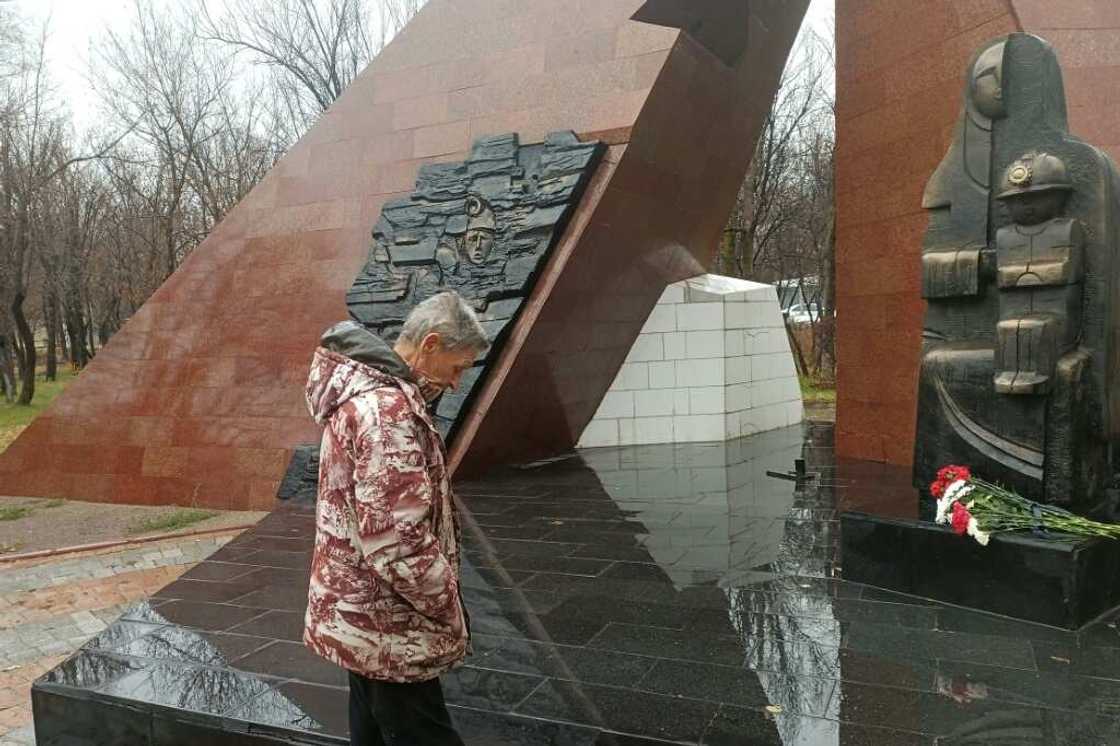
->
[303,291,489,746]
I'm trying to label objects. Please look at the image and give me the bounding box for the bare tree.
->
[0,0,423,409]
[717,25,835,381]
[93,0,239,277]
[186,93,280,232]
[199,0,425,144]
[0,19,71,404]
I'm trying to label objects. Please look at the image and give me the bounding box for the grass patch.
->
[0,506,33,522]
[37,498,66,509]
[128,508,218,536]
[0,369,78,454]
[799,374,836,404]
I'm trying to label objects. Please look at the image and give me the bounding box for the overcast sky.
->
[9,0,836,133]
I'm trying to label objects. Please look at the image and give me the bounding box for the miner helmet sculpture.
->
[996,152,1074,226]
[996,151,1073,200]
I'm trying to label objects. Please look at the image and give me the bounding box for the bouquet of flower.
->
[930,464,1120,546]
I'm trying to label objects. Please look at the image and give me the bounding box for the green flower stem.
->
[951,480,1120,541]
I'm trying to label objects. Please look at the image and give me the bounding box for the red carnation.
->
[950,500,971,535]
[938,465,972,484]
[931,464,972,499]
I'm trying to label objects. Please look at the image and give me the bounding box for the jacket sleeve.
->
[349,390,459,623]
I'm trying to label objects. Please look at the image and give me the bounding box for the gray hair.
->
[399,291,491,353]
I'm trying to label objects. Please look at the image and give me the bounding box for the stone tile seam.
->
[0,536,230,582]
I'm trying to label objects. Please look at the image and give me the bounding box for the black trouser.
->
[348,671,465,746]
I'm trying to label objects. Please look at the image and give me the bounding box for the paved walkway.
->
[0,532,242,745]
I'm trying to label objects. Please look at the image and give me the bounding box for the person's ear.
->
[421,332,441,354]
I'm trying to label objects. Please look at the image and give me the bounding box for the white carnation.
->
[944,480,971,502]
[935,496,953,525]
[967,517,990,546]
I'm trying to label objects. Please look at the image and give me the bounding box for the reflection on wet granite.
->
[31,423,1120,744]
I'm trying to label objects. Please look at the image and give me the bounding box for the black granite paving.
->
[32,424,1120,744]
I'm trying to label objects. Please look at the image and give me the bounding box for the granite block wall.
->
[578,275,802,447]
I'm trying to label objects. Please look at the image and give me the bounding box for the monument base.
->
[841,512,1120,629]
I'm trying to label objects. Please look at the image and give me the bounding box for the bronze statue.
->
[913,34,1120,518]
[993,152,1084,396]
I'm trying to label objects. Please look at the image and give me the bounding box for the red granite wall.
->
[455,0,811,473]
[0,0,676,509]
[0,0,809,508]
[834,0,1120,466]
[1010,1,1120,166]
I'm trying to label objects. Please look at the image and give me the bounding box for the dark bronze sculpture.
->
[278,132,603,500]
[346,131,603,437]
[914,34,1120,518]
[993,152,1084,396]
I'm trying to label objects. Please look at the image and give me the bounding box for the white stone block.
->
[676,303,724,331]
[725,356,750,385]
[685,284,725,303]
[658,283,686,304]
[663,332,687,360]
[747,330,769,356]
[760,303,785,329]
[578,419,618,447]
[724,329,744,357]
[741,330,757,356]
[771,352,794,379]
[725,302,750,329]
[633,416,674,443]
[751,330,778,356]
[579,273,802,446]
[761,403,788,430]
[673,389,691,415]
[689,386,724,415]
[724,410,742,439]
[739,410,761,437]
[635,389,675,417]
[626,334,664,363]
[596,391,635,419]
[746,286,774,303]
[750,354,773,381]
[615,362,649,390]
[774,330,795,355]
[685,331,724,358]
[756,379,787,407]
[649,361,677,389]
[642,304,677,333]
[674,414,724,442]
[675,359,724,387]
[726,383,751,411]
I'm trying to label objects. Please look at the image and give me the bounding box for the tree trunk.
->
[11,290,36,405]
[815,204,837,381]
[44,291,58,381]
[86,298,97,359]
[97,295,120,347]
[785,319,810,379]
[0,335,15,404]
[65,304,89,368]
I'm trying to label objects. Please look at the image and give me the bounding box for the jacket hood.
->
[305,321,416,424]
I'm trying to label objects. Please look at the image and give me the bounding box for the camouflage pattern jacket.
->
[303,322,468,683]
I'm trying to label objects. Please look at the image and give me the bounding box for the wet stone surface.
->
[31,424,1120,744]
